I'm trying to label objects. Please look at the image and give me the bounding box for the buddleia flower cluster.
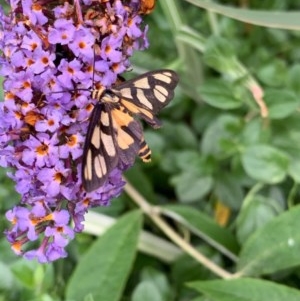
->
[0,0,149,263]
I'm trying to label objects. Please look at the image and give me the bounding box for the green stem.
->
[208,10,219,35]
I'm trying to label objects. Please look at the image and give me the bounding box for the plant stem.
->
[124,180,234,279]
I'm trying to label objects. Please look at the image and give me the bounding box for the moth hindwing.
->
[82,69,179,192]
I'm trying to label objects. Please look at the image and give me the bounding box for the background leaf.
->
[188,278,300,301]
[237,205,300,276]
[241,145,290,184]
[236,194,283,243]
[66,211,142,301]
[132,281,164,301]
[185,0,300,30]
[264,89,300,119]
[199,79,242,109]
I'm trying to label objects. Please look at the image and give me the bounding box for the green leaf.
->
[140,268,172,301]
[41,294,57,301]
[11,260,40,289]
[271,117,300,159]
[185,0,300,30]
[160,150,182,174]
[161,151,214,177]
[288,159,300,183]
[0,262,14,290]
[83,295,95,301]
[0,237,20,263]
[162,205,239,257]
[236,195,282,243]
[199,79,242,109]
[191,106,220,135]
[214,174,244,210]
[190,297,212,301]
[188,278,300,301]
[66,210,142,301]
[171,172,213,203]
[172,151,204,173]
[171,249,214,285]
[161,121,198,150]
[241,118,271,145]
[287,64,300,95]
[201,115,242,157]
[143,131,166,157]
[241,144,289,184]
[257,60,287,87]
[132,281,163,301]
[237,205,300,276]
[264,89,299,119]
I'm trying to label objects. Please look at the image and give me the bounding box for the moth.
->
[82,69,179,192]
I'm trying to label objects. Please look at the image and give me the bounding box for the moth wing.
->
[81,103,118,192]
[110,105,150,167]
[111,69,179,128]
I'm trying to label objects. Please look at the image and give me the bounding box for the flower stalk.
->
[0,0,149,262]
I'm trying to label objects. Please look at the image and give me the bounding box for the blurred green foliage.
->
[2,0,300,300]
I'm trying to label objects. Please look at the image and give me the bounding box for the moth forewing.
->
[81,102,119,192]
[110,70,176,91]
[111,69,179,127]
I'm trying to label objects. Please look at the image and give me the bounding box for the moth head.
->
[100,90,120,104]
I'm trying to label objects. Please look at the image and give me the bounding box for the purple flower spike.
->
[0,0,149,263]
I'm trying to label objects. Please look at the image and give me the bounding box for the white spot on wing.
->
[136,88,153,109]
[95,154,106,178]
[153,73,172,84]
[101,132,116,156]
[84,150,93,180]
[101,111,110,126]
[91,125,101,149]
[155,85,168,96]
[134,78,150,89]
[154,88,167,103]
[119,88,133,99]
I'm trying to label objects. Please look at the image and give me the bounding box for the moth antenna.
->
[92,43,96,91]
